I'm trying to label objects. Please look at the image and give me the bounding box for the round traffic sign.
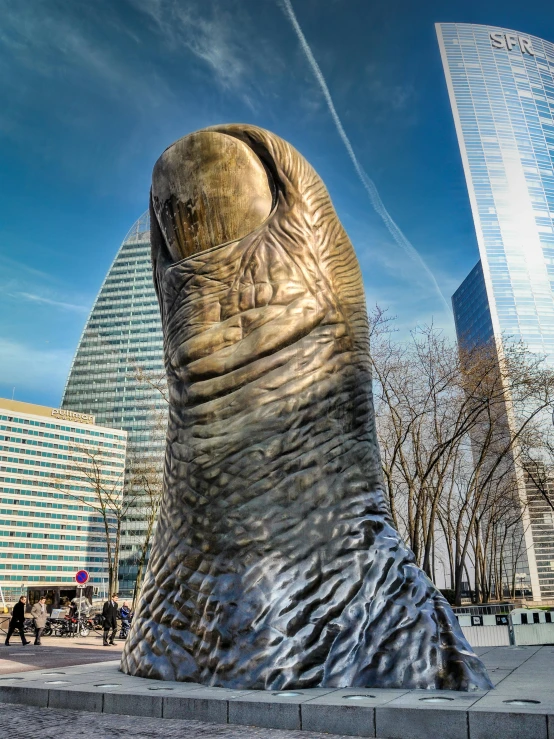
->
[75,570,89,585]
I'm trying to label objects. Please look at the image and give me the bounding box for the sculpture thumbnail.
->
[121,124,492,692]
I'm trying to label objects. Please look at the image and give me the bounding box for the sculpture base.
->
[1,650,553,739]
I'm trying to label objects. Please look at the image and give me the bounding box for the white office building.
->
[0,398,127,603]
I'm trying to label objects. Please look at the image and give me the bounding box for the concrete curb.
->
[0,657,553,739]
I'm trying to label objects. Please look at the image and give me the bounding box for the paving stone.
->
[304,688,407,706]
[0,685,48,707]
[487,680,554,697]
[375,706,468,739]
[103,690,163,717]
[229,698,302,731]
[470,691,554,710]
[0,636,124,676]
[300,688,406,736]
[478,646,540,671]
[163,693,231,723]
[117,683,205,696]
[468,710,547,739]
[48,687,103,712]
[43,677,133,690]
[484,669,513,687]
[301,703,375,737]
[383,689,483,709]
[226,687,336,731]
[473,648,495,657]
[0,702,359,738]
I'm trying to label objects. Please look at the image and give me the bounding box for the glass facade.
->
[452,260,495,352]
[61,212,166,595]
[437,23,554,360]
[439,23,554,600]
[0,398,126,602]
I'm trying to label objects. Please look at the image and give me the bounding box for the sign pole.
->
[77,589,81,637]
[74,570,90,637]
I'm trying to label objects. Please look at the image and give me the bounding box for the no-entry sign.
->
[75,570,89,585]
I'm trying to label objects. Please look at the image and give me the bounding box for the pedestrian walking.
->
[31,596,48,645]
[102,593,119,646]
[4,596,31,646]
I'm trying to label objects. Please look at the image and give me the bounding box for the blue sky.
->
[1,0,554,407]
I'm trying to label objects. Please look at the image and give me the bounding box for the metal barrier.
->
[453,603,516,616]
[458,607,554,647]
[512,623,554,645]
[460,624,511,647]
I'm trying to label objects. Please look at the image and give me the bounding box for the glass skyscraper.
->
[452,260,495,352]
[438,23,554,600]
[437,23,554,360]
[62,212,166,595]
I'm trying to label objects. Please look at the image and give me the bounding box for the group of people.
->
[4,595,48,646]
[3,593,133,647]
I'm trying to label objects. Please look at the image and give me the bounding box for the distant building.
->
[61,212,166,596]
[452,261,494,353]
[438,23,554,600]
[0,398,126,603]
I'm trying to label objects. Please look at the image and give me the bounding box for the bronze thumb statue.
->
[121,124,492,691]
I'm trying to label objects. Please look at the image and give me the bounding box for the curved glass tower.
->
[437,23,554,361]
[62,212,166,594]
[438,24,554,601]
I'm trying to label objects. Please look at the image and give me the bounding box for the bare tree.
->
[50,441,131,594]
[128,459,163,609]
[81,329,168,599]
[518,423,554,514]
[122,406,166,609]
[133,365,169,405]
[370,307,554,604]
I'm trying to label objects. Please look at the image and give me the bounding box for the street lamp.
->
[515,572,527,600]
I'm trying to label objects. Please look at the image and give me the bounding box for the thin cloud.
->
[0,0,173,111]
[0,254,54,282]
[173,10,247,90]
[128,0,280,98]
[129,0,244,86]
[18,292,90,314]
[279,0,451,314]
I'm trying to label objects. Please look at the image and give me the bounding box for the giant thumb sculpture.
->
[121,124,492,692]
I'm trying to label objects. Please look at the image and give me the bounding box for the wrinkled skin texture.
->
[121,125,492,691]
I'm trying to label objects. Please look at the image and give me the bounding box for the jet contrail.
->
[279,0,451,313]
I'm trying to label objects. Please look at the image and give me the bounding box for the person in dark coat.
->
[4,596,31,646]
[102,594,119,646]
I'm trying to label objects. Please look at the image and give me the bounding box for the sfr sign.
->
[490,32,535,55]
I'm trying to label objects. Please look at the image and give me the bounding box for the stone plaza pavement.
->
[0,702,356,739]
[0,646,553,739]
[0,631,124,675]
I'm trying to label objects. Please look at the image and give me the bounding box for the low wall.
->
[513,622,554,645]
[461,621,554,647]
[461,624,511,647]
